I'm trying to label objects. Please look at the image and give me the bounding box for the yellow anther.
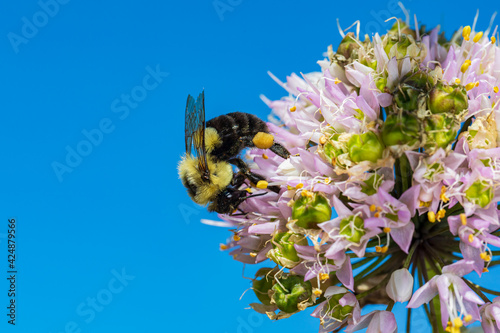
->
[324,177,331,185]
[233,234,241,241]
[383,227,391,233]
[256,180,268,189]
[245,188,253,193]
[420,201,431,207]
[440,186,449,203]
[462,26,471,41]
[464,314,472,322]
[334,78,342,84]
[289,106,297,112]
[313,288,323,296]
[450,327,460,333]
[375,246,382,252]
[468,234,474,243]
[461,60,471,73]
[287,185,293,191]
[480,252,491,261]
[492,36,497,44]
[220,244,228,250]
[377,207,383,212]
[445,326,451,333]
[437,209,446,221]
[455,78,461,84]
[475,81,480,87]
[460,213,467,226]
[473,31,483,43]
[319,136,327,145]
[453,317,463,328]
[381,246,389,253]
[296,183,304,189]
[370,204,376,212]
[262,153,268,159]
[428,211,436,223]
[483,267,489,273]
[494,86,499,93]
[374,212,380,218]
[319,273,330,281]
[250,252,257,257]
[465,82,476,91]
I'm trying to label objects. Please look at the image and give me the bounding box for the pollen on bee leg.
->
[252,132,274,149]
[256,180,268,189]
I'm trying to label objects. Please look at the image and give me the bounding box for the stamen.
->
[262,154,269,159]
[370,204,376,212]
[319,136,327,145]
[492,36,497,44]
[319,273,330,281]
[313,288,323,296]
[461,60,472,73]
[296,183,304,189]
[383,227,391,233]
[334,78,342,85]
[463,314,472,322]
[494,86,499,93]
[375,245,382,252]
[290,106,297,112]
[381,246,389,253]
[428,211,436,223]
[460,214,467,225]
[468,234,474,243]
[246,188,253,193]
[437,209,446,221]
[233,234,241,241]
[220,244,228,250]
[480,252,492,261]
[453,317,463,328]
[483,267,489,272]
[249,252,257,257]
[455,78,461,84]
[462,26,471,41]
[473,31,484,42]
[440,186,450,202]
[465,82,477,91]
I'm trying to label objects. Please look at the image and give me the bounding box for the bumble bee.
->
[178,91,290,214]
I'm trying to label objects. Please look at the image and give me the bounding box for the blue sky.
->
[0,0,497,332]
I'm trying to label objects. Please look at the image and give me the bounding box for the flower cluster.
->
[211,14,500,333]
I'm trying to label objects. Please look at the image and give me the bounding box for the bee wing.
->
[185,91,210,179]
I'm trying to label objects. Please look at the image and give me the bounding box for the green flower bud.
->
[252,268,276,306]
[394,84,421,111]
[384,34,412,58]
[348,131,385,163]
[267,232,308,268]
[337,32,360,59]
[292,192,332,229]
[428,83,468,114]
[339,215,365,243]
[465,180,493,208]
[325,292,354,321]
[272,275,312,313]
[381,113,420,146]
[388,19,417,39]
[424,114,458,150]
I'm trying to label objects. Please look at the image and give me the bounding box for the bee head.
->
[178,154,233,205]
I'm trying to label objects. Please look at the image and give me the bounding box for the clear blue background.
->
[0,0,497,332]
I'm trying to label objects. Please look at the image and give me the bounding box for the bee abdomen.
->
[206,112,269,161]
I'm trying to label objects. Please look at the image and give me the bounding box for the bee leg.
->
[269,142,291,159]
[231,172,246,188]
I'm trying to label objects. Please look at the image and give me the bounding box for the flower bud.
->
[292,192,332,229]
[337,32,360,59]
[339,215,365,243]
[381,113,420,146]
[252,268,276,306]
[424,114,458,151]
[272,275,312,313]
[267,232,308,268]
[384,34,413,58]
[386,268,414,302]
[465,180,493,208]
[348,131,385,163]
[388,20,417,39]
[428,83,468,114]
